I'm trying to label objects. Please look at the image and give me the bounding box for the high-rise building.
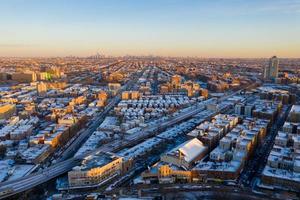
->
[264,56,279,80]
[171,75,181,89]
[37,82,48,96]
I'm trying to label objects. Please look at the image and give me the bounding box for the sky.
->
[0,0,300,58]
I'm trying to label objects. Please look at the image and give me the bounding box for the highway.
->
[57,67,144,161]
[57,96,121,161]
[0,68,145,200]
[0,158,80,198]
[217,82,258,104]
[79,98,216,155]
[0,97,215,199]
[0,81,252,199]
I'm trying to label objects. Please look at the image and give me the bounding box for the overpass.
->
[0,82,255,199]
[0,98,215,199]
[0,67,145,199]
[58,67,144,161]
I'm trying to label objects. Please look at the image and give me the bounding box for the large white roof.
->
[177,138,207,163]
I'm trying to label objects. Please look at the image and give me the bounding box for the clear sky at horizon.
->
[0,0,300,57]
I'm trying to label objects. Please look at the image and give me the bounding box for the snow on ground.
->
[0,159,14,182]
[7,164,35,181]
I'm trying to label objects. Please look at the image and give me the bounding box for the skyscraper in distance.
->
[263,56,279,81]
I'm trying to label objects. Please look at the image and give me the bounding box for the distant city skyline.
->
[0,0,300,57]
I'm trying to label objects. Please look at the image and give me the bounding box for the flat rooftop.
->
[77,151,120,171]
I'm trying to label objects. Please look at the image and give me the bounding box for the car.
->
[0,188,13,196]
